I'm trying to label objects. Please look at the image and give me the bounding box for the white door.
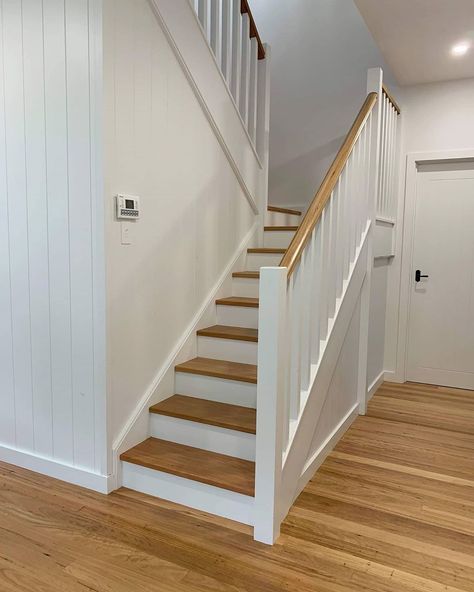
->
[407,161,474,389]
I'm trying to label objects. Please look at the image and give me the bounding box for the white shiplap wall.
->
[0,0,106,484]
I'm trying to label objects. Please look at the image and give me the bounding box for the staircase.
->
[120,206,302,525]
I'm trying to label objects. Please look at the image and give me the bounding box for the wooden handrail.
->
[382,83,401,115]
[280,92,378,277]
[241,0,265,59]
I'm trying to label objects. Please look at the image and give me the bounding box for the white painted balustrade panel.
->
[254,92,377,542]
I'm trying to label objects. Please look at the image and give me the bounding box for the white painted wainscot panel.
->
[0,0,107,490]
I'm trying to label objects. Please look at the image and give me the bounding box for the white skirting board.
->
[0,444,112,493]
[367,370,385,402]
[122,461,254,525]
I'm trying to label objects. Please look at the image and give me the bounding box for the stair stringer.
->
[111,221,259,489]
[279,225,370,519]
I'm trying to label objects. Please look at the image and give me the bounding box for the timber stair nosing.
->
[247,248,286,254]
[175,357,257,384]
[264,226,299,231]
[150,395,257,434]
[232,271,260,279]
[215,297,259,308]
[120,437,255,496]
[267,205,302,216]
[196,325,258,342]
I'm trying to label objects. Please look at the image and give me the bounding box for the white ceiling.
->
[354,0,474,86]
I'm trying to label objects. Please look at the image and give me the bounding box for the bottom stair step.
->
[120,437,255,496]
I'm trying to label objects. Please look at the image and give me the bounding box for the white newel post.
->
[256,44,271,247]
[254,266,286,544]
[357,67,383,414]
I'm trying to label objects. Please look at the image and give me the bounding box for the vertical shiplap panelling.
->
[65,0,95,470]
[43,0,74,465]
[88,0,107,475]
[0,0,105,479]
[0,0,16,446]
[23,0,53,458]
[2,0,34,451]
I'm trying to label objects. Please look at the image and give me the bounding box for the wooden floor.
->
[1,382,473,591]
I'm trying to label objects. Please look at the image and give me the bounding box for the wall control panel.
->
[116,194,140,219]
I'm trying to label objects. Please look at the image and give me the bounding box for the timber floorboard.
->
[0,381,473,591]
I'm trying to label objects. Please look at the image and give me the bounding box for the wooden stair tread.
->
[197,325,258,342]
[232,271,260,279]
[175,357,257,383]
[247,248,286,254]
[267,205,302,216]
[215,296,259,308]
[150,395,256,434]
[264,226,299,231]
[121,438,255,496]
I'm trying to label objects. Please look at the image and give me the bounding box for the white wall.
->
[0,0,107,484]
[401,78,474,153]
[248,0,398,207]
[103,0,260,448]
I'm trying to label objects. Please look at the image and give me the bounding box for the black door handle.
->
[415,269,429,282]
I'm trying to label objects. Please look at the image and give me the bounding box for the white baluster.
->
[310,223,322,366]
[192,0,199,16]
[230,0,242,106]
[319,208,330,342]
[198,0,210,40]
[390,108,399,220]
[256,44,270,163]
[328,189,337,319]
[334,176,344,300]
[248,37,258,143]
[289,270,302,420]
[239,13,251,124]
[354,137,362,247]
[221,0,232,83]
[365,113,373,227]
[210,0,222,65]
[300,244,312,392]
[342,158,350,279]
[378,96,387,216]
[360,127,368,236]
[383,98,390,218]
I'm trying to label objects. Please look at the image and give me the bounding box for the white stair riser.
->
[216,304,258,328]
[266,211,301,226]
[175,372,257,407]
[150,414,255,461]
[264,230,296,249]
[246,252,283,271]
[232,277,259,298]
[198,335,258,364]
[122,462,254,525]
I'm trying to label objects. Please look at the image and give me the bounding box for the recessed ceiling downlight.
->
[451,41,471,57]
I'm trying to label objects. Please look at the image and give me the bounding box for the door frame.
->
[396,148,474,383]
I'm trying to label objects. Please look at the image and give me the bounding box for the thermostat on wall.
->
[116,194,140,219]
